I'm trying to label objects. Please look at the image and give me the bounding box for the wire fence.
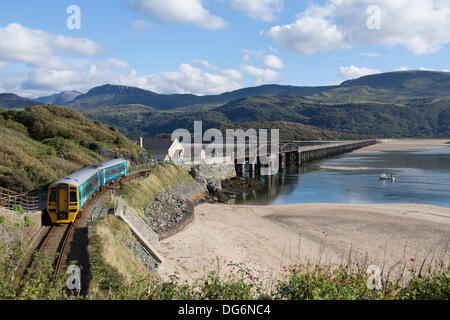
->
[0,187,41,212]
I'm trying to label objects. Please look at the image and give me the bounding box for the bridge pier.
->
[249,161,256,178]
[279,153,286,169]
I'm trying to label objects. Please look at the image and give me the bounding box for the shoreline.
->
[156,202,450,286]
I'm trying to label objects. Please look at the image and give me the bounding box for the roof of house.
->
[142,138,175,152]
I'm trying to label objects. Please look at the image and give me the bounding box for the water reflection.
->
[235,147,450,208]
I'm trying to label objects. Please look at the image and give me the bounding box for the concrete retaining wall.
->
[115,198,163,265]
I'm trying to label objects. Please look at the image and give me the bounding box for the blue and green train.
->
[47,159,129,224]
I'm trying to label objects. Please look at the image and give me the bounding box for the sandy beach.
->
[355,139,449,153]
[156,139,450,286]
[156,203,450,285]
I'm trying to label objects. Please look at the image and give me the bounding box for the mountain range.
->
[1,70,449,139]
[1,70,449,110]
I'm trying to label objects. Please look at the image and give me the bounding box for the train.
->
[47,159,129,224]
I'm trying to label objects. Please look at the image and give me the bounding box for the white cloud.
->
[129,0,227,30]
[419,67,435,71]
[339,65,381,80]
[265,14,347,55]
[265,0,450,55]
[262,54,284,69]
[230,0,283,22]
[0,23,101,70]
[242,65,281,85]
[137,63,242,95]
[221,69,243,80]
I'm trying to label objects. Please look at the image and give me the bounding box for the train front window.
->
[70,188,77,204]
[49,188,56,205]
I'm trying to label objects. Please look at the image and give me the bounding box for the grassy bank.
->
[118,163,194,217]
[0,105,143,192]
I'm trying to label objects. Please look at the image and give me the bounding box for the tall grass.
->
[119,164,193,215]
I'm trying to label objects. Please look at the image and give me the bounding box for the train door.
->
[99,169,105,185]
[57,184,69,220]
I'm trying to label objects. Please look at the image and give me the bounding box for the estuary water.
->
[235,147,450,208]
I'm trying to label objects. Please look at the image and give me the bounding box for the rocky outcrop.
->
[207,180,230,203]
[170,180,209,205]
[221,177,264,194]
[143,192,194,240]
[190,162,236,184]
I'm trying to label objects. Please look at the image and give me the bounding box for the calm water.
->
[235,147,450,208]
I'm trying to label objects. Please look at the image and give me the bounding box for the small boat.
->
[379,173,396,181]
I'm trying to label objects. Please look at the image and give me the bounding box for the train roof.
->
[50,159,127,188]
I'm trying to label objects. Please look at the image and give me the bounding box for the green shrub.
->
[0,216,5,224]
[24,215,33,227]
[12,204,24,215]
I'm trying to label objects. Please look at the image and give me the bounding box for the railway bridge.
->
[234,140,378,177]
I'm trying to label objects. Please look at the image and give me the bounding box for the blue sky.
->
[0,0,449,98]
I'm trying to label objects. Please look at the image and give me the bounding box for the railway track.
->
[15,168,152,290]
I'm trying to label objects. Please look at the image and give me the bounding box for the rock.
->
[207,180,230,203]
[221,177,264,193]
[143,192,194,239]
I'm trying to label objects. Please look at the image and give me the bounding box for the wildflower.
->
[250,275,254,279]
[339,282,344,287]
[410,258,415,262]
[277,280,280,283]
[195,291,200,294]
[328,275,332,279]
[348,278,353,283]
[336,293,341,297]
[283,266,286,269]
[334,278,339,282]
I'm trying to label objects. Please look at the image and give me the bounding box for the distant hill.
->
[341,70,450,93]
[214,95,450,138]
[0,105,144,192]
[0,93,40,109]
[65,83,336,111]
[65,84,201,110]
[36,90,82,105]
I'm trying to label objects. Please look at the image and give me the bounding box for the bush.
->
[24,215,33,227]
[0,216,5,224]
[12,204,24,215]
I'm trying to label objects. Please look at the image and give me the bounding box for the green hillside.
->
[0,105,144,192]
[83,94,449,139]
